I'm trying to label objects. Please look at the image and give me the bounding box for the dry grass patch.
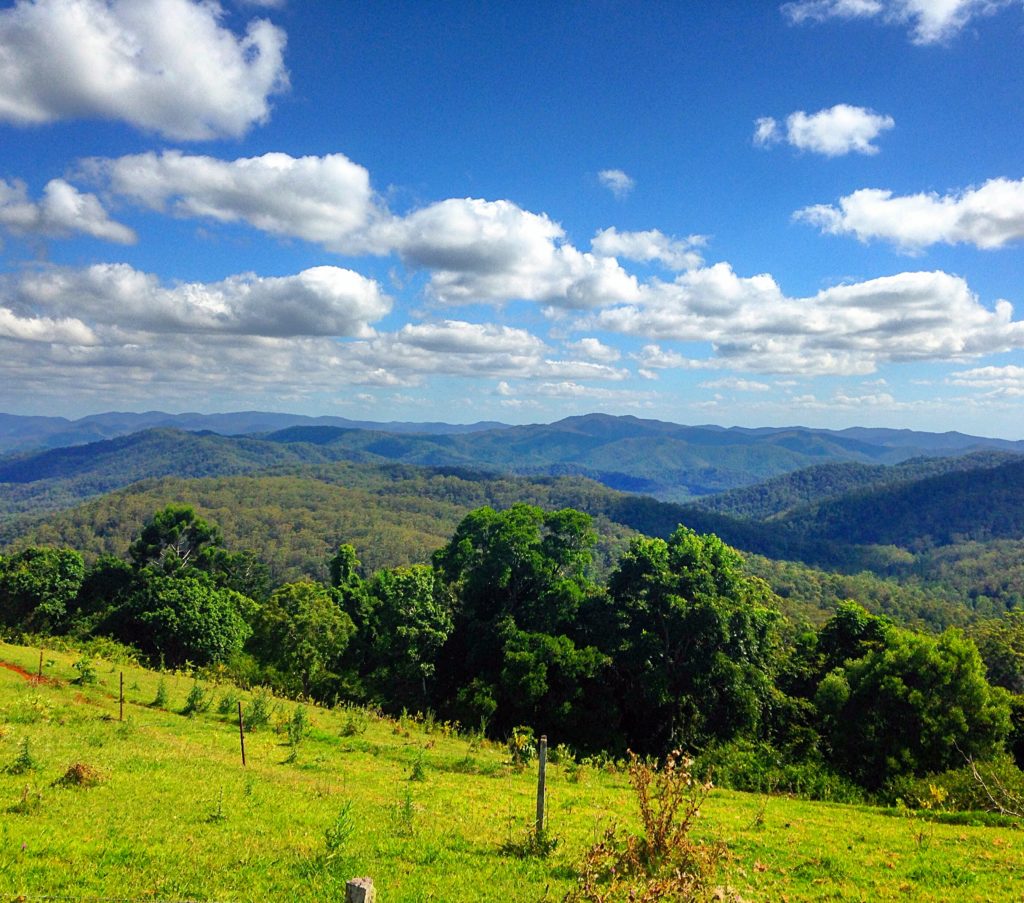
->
[53,762,106,788]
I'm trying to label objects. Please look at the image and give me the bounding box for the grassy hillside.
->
[1,639,1021,902]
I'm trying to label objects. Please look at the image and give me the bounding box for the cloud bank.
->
[592,265,1024,374]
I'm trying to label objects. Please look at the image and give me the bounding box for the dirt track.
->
[0,659,55,684]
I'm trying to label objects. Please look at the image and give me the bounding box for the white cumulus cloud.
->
[0,178,135,242]
[0,306,97,344]
[795,177,1024,250]
[383,198,641,309]
[591,227,705,271]
[755,104,894,156]
[0,0,288,139]
[87,150,381,251]
[565,337,621,363]
[88,157,642,308]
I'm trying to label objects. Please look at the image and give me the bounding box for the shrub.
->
[697,739,863,803]
[507,725,536,769]
[502,825,559,859]
[567,750,725,903]
[340,704,369,737]
[216,690,240,716]
[287,705,307,747]
[885,754,1024,813]
[409,750,427,782]
[549,742,574,766]
[71,656,97,686]
[151,677,169,708]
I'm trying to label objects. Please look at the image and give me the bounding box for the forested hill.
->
[0,465,961,629]
[777,455,1024,548]
[0,429,349,516]
[672,454,1024,558]
[694,451,1020,520]
[0,466,641,581]
[3,422,1022,563]
[256,413,1024,500]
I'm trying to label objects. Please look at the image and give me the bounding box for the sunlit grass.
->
[1,640,1021,901]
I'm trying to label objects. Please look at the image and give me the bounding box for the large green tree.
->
[433,504,608,740]
[102,506,266,666]
[0,547,85,633]
[120,570,253,665]
[601,527,784,753]
[253,580,355,697]
[815,620,1011,788]
[357,564,453,710]
[129,505,222,574]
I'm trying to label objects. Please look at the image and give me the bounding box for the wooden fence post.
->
[37,648,43,678]
[237,700,247,767]
[345,877,375,902]
[536,734,547,836]
[119,672,124,721]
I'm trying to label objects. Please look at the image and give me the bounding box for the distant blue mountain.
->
[0,410,510,455]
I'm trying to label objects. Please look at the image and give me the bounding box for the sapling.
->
[6,737,38,775]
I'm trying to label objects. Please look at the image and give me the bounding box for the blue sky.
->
[1,0,1023,436]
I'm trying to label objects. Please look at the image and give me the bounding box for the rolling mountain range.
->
[0,410,508,455]
[0,412,1021,559]
[2,412,1021,508]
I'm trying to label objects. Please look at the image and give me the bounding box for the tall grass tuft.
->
[324,800,355,863]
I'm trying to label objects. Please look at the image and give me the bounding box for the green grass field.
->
[1,640,1021,902]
